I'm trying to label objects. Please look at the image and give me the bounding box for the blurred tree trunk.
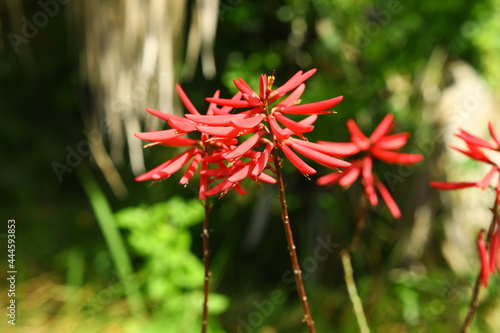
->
[68,0,219,197]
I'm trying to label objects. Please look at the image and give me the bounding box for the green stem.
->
[341,250,370,333]
[342,194,370,333]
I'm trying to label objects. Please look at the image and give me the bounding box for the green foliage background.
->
[1,0,500,332]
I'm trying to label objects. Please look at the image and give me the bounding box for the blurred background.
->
[1,0,500,332]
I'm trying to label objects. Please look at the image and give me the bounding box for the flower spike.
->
[318,113,422,218]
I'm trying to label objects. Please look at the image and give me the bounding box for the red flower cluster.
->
[430,123,500,287]
[134,87,250,199]
[317,114,423,218]
[135,69,350,199]
[430,123,500,204]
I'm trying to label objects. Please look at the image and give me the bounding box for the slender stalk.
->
[202,197,211,333]
[272,153,316,333]
[342,193,370,333]
[460,199,498,333]
[341,250,370,333]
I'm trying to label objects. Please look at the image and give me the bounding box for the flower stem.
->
[460,199,498,333]
[341,250,370,333]
[342,194,370,333]
[272,153,316,333]
[202,197,211,333]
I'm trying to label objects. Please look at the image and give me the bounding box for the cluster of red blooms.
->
[135,69,425,220]
[317,114,423,219]
[135,69,350,200]
[431,123,500,287]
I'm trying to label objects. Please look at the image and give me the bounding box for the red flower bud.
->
[478,230,490,288]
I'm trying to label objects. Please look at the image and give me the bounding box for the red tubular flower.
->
[286,139,351,169]
[278,141,317,176]
[222,130,266,160]
[430,122,500,204]
[185,113,248,125]
[202,156,276,197]
[489,122,500,148]
[176,84,201,115]
[374,176,401,219]
[362,156,377,206]
[273,112,314,135]
[429,182,477,190]
[290,139,351,163]
[456,129,497,149]
[251,142,273,178]
[134,128,187,142]
[276,96,343,115]
[477,230,490,287]
[135,134,237,200]
[135,148,199,181]
[317,114,423,219]
[268,69,317,101]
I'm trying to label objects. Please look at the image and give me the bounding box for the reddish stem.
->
[272,153,316,333]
